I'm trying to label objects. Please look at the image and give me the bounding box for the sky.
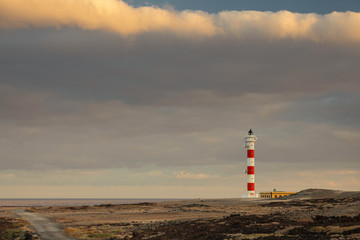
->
[125,0,360,14]
[0,0,359,198]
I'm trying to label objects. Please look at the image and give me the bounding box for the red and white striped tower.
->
[245,129,257,198]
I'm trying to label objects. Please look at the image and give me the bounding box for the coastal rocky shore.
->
[0,189,359,240]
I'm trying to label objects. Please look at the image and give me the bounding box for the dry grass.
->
[64,224,128,239]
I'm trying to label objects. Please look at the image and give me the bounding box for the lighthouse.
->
[245,129,257,198]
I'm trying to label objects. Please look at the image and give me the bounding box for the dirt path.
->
[13,209,74,240]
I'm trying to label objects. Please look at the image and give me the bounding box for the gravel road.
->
[13,209,74,240]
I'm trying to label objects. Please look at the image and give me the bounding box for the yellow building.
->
[260,191,297,198]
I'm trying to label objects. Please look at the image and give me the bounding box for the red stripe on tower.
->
[247,150,254,158]
[247,166,254,174]
[248,183,255,191]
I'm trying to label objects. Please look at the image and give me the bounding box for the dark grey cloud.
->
[1,28,359,104]
[0,28,359,171]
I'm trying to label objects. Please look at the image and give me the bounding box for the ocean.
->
[0,198,184,207]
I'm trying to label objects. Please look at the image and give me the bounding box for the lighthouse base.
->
[242,191,259,198]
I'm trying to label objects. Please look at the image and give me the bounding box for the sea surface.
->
[0,198,185,207]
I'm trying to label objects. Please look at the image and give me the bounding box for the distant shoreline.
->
[0,198,190,207]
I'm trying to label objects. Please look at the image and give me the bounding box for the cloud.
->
[80,170,105,176]
[1,1,360,198]
[0,84,359,171]
[146,171,163,177]
[198,137,222,143]
[255,164,360,192]
[174,171,215,179]
[0,0,216,37]
[216,10,360,43]
[332,130,360,143]
[0,174,15,179]
[1,0,360,42]
[0,2,359,175]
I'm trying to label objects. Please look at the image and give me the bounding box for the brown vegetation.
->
[0,217,34,240]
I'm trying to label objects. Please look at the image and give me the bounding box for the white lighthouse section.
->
[244,129,258,198]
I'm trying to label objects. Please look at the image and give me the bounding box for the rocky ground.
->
[126,197,360,240]
[0,189,359,240]
[0,216,34,240]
